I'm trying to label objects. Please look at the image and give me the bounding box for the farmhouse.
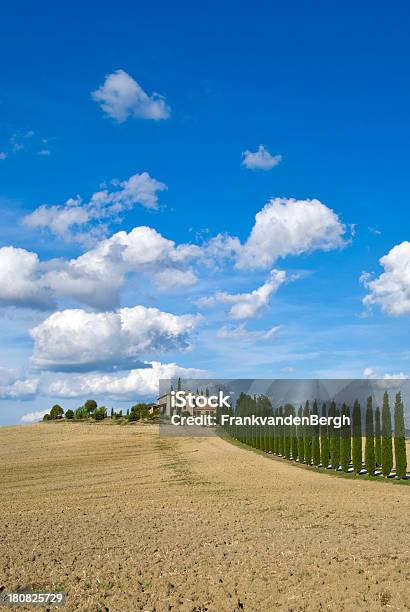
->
[157,391,218,418]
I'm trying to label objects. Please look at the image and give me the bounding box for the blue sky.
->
[1,3,410,424]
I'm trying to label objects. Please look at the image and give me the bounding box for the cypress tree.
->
[340,403,351,472]
[273,407,278,454]
[303,401,312,464]
[258,395,272,452]
[352,399,362,473]
[291,405,298,460]
[381,391,393,477]
[297,406,304,461]
[375,405,382,467]
[312,400,321,466]
[332,405,341,470]
[328,401,335,467]
[278,406,284,455]
[283,405,289,458]
[394,392,407,479]
[285,404,293,459]
[270,409,275,453]
[320,402,329,468]
[365,396,375,475]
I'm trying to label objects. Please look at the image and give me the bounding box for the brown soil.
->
[0,422,409,612]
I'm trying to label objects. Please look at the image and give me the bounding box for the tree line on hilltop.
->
[42,400,159,422]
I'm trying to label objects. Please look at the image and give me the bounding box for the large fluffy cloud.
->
[45,361,206,399]
[201,269,287,319]
[236,198,347,269]
[0,367,39,400]
[0,247,53,309]
[242,145,282,170]
[361,242,410,316]
[23,172,167,244]
[91,69,170,122]
[55,226,201,306]
[30,306,201,371]
[2,198,349,311]
[0,227,201,310]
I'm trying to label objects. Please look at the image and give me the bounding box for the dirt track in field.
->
[0,422,409,612]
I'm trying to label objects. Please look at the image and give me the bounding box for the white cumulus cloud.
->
[361,242,410,316]
[46,361,206,399]
[0,227,204,311]
[30,306,201,371]
[383,372,408,380]
[23,172,167,244]
[201,269,287,319]
[0,247,54,309]
[236,198,347,270]
[21,410,48,423]
[92,69,170,122]
[363,367,377,379]
[242,145,282,170]
[0,367,39,400]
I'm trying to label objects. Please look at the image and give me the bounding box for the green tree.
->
[394,392,407,479]
[65,409,74,420]
[332,405,341,470]
[303,401,312,464]
[130,403,150,419]
[278,406,284,455]
[365,396,375,475]
[311,400,321,466]
[50,404,64,419]
[110,408,114,418]
[93,406,107,420]
[84,399,97,414]
[340,403,351,472]
[320,403,329,468]
[375,405,382,467]
[381,391,393,477]
[273,407,279,454]
[43,413,51,421]
[258,395,272,452]
[291,405,298,460]
[75,406,88,419]
[297,406,304,462]
[352,400,362,473]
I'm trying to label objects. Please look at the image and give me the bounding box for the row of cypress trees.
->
[223,391,408,479]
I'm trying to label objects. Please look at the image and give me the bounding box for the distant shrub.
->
[43,413,51,421]
[75,406,88,419]
[50,404,64,419]
[128,410,139,421]
[93,407,107,420]
[131,403,149,419]
[65,409,74,420]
